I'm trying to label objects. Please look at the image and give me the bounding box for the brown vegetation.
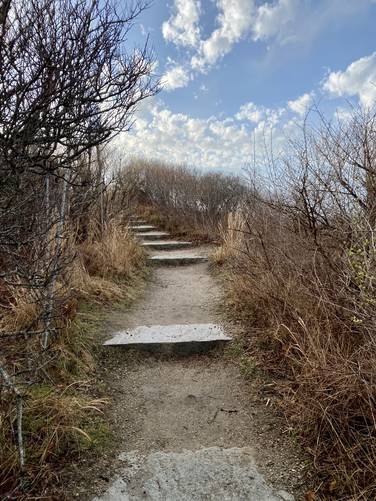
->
[123,159,247,240]
[0,215,146,498]
[0,0,156,496]
[214,108,376,499]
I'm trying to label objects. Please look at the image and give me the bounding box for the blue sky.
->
[116,0,376,173]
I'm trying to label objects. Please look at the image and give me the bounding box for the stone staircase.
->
[96,215,296,501]
[104,215,231,354]
[130,216,208,265]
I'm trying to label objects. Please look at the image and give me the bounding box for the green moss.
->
[239,356,257,379]
[27,383,54,399]
[224,339,245,359]
[79,419,113,453]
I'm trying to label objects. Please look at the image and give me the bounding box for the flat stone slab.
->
[129,219,147,225]
[149,251,208,265]
[104,323,231,354]
[141,240,192,250]
[135,231,170,240]
[92,447,294,501]
[129,225,156,232]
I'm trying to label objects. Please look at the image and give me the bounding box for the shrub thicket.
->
[0,0,156,496]
[214,108,376,499]
[124,159,248,240]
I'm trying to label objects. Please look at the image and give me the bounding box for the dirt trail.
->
[74,237,308,500]
[108,263,218,328]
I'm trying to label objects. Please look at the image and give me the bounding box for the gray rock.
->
[141,240,193,250]
[129,219,147,225]
[104,323,231,354]
[135,231,170,240]
[93,447,294,501]
[149,252,208,265]
[276,491,295,501]
[129,225,156,232]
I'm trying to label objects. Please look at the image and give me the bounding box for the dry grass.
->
[1,381,108,496]
[0,217,146,497]
[212,211,245,265]
[217,207,376,500]
[0,285,40,334]
[70,259,125,302]
[80,220,145,280]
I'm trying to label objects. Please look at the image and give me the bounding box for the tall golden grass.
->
[0,218,145,497]
[216,205,376,499]
[212,211,245,264]
[79,220,145,280]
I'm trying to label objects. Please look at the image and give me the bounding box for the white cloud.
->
[236,102,287,125]
[323,52,376,107]
[236,102,265,123]
[191,0,255,72]
[162,0,374,87]
[288,92,314,115]
[111,98,296,172]
[162,65,190,91]
[251,0,373,46]
[252,0,299,43]
[139,23,147,36]
[334,107,353,123]
[162,0,201,48]
[182,0,322,75]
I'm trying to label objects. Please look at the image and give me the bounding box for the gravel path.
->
[69,232,308,500]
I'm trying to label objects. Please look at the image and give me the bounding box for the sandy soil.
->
[67,260,310,500]
[107,263,219,328]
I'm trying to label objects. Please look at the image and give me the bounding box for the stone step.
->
[104,323,231,354]
[129,224,156,232]
[135,231,170,240]
[149,252,208,265]
[130,219,148,225]
[129,214,143,219]
[141,240,193,250]
[93,447,294,501]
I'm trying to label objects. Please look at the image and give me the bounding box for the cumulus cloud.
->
[252,0,299,43]
[112,100,251,170]
[111,98,296,172]
[236,102,287,126]
[187,0,326,73]
[288,92,314,115]
[323,52,376,107]
[236,102,265,123]
[188,0,304,72]
[162,65,190,91]
[162,0,374,85]
[162,0,201,48]
[191,0,254,72]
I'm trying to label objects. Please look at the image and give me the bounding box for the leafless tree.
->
[0,0,159,484]
[125,159,247,237]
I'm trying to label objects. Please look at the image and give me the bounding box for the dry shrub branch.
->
[121,159,248,240]
[216,107,376,499]
[0,0,157,496]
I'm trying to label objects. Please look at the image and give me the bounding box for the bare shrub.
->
[218,107,376,499]
[125,159,248,240]
[0,0,157,495]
